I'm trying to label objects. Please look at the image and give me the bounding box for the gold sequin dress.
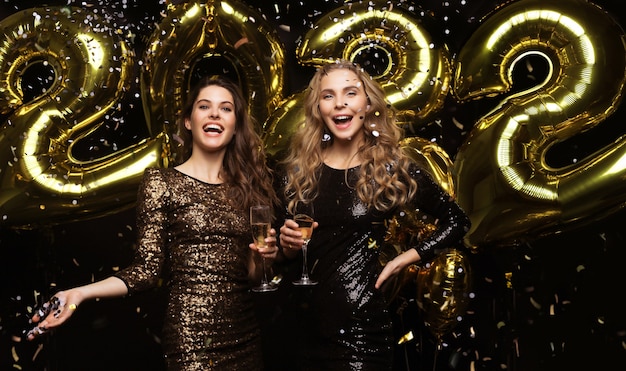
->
[115,167,263,370]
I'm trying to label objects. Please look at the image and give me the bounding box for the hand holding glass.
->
[250,205,277,292]
[293,201,318,286]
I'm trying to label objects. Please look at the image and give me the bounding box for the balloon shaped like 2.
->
[0,7,166,228]
[262,90,306,158]
[141,0,285,164]
[452,0,626,249]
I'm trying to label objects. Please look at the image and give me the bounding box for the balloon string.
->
[398,315,410,371]
[432,336,442,371]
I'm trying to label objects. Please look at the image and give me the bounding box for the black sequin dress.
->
[115,167,263,371]
[276,163,470,370]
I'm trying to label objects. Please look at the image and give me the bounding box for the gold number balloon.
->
[296,0,451,122]
[0,7,166,227]
[452,0,626,249]
[263,0,452,156]
[141,0,285,164]
[400,136,455,197]
[262,90,306,158]
[380,137,456,303]
[416,248,472,341]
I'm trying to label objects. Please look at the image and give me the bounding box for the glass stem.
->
[261,258,269,285]
[301,242,310,280]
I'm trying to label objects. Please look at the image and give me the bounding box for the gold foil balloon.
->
[381,137,469,332]
[296,0,452,127]
[262,90,306,158]
[400,136,455,197]
[452,0,626,249]
[416,248,472,340]
[379,136,456,302]
[141,0,285,164]
[264,0,453,155]
[0,7,166,228]
[380,205,437,303]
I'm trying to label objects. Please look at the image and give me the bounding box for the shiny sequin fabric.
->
[276,163,470,370]
[115,167,262,371]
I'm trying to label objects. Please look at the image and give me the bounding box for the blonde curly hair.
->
[281,60,418,214]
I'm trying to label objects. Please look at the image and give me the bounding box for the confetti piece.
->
[234,37,249,49]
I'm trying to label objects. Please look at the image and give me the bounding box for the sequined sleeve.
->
[114,168,166,294]
[408,165,471,262]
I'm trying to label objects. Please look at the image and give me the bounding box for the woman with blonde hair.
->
[277,60,471,370]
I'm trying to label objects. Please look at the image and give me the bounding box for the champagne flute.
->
[293,200,318,286]
[250,205,277,292]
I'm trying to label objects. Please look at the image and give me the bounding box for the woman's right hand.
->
[279,219,318,258]
[280,219,303,252]
[26,289,84,340]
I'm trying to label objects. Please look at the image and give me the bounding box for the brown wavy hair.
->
[281,60,418,214]
[176,75,279,212]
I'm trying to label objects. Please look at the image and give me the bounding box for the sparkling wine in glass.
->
[293,200,318,286]
[250,205,277,292]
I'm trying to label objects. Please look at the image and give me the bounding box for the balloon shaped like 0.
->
[0,7,166,228]
[452,0,626,249]
[265,0,452,157]
[416,248,472,340]
[296,0,451,125]
[142,0,285,164]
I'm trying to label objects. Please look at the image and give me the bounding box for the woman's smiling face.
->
[185,85,237,153]
[317,68,369,143]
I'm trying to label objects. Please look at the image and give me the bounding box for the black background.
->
[1,0,625,370]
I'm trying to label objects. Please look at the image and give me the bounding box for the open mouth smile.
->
[202,123,224,134]
[333,115,352,125]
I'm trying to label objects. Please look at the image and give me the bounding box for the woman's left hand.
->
[249,228,278,260]
[375,249,420,289]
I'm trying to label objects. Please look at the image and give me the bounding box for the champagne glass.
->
[293,200,318,286]
[250,205,277,292]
